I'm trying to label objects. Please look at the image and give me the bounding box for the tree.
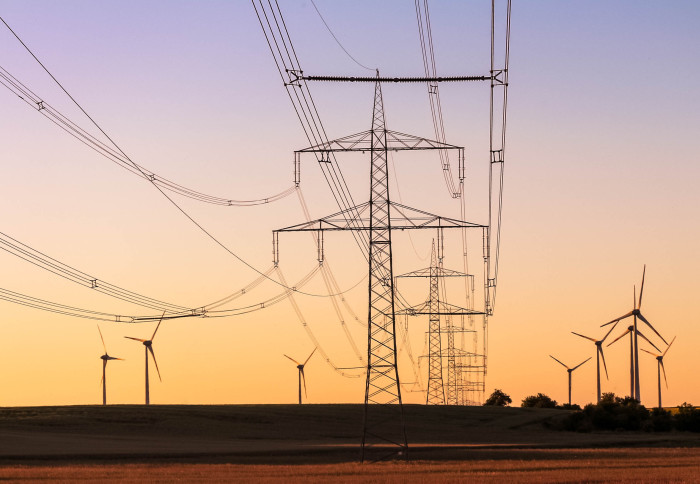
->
[484,389,512,406]
[521,393,558,408]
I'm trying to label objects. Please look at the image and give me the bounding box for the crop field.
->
[1,405,699,482]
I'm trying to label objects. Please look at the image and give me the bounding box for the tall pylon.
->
[396,238,483,406]
[426,241,445,404]
[275,73,486,461]
[362,73,407,459]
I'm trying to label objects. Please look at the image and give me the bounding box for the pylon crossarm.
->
[398,300,485,316]
[396,266,474,278]
[301,74,491,83]
[275,201,484,233]
[297,129,465,154]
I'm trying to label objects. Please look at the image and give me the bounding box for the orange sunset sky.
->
[0,1,698,409]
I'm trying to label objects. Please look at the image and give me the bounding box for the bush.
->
[560,403,582,411]
[675,403,700,432]
[560,393,651,431]
[521,393,558,408]
[484,389,512,406]
[650,408,673,432]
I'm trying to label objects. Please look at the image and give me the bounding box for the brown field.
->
[1,404,699,482]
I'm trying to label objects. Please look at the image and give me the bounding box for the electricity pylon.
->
[395,240,482,405]
[274,73,486,461]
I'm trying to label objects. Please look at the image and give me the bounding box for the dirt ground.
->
[2,448,700,483]
[1,405,699,482]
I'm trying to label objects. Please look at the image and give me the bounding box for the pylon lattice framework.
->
[274,73,486,461]
[396,240,484,405]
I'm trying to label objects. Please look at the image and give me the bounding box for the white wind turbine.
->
[550,355,591,406]
[641,336,676,409]
[125,313,165,405]
[601,265,667,401]
[284,348,316,404]
[607,324,660,399]
[571,324,618,402]
[98,325,123,406]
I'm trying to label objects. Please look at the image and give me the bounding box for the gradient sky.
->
[1,1,699,408]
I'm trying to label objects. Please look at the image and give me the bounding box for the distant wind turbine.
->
[550,355,591,405]
[284,348,316,404]
[98,325,123,406]
[601,265,667,401]
[641,336,676,408]
[572,324,618,402]
[607,324,660,399]
[125,312,165,405]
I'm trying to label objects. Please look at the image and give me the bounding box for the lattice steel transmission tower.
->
[274,72,486,461]
[396,237,483,406]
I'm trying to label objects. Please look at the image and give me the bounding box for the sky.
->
[0,1,699,409]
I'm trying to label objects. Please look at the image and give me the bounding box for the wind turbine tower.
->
[607,324,660,399]
[284,348,316,404]
[125,313,164,405]
[571,325,616,402]
[550,355,591,405]
[98,325,123,406]
[641,336,676,408]
[601,266,667,401]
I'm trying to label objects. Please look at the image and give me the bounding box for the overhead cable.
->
[0,17,357,300]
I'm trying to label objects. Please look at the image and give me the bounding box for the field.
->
[1,404,699,482]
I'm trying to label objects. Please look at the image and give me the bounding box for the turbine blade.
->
[98,325,107,353]
[572,357,592,371]
[108,356,124,361]
[662,336,676,357]
[304,347,317,366]
[151,311,166,340]
[602,311,634,327]
[638,265,646,309]
[601,320,620,343]
[124,336,146,343]
[549,355,569,369]
[660,360,668,389]
[301,368,308,398]
[607,328,631,347]
[637,312,668,345]
[633,284,636,311]
[599,346,609,380]
[571,331,596,343]
[636,329,661,353]
[640,348,659,357]
[284,354,301,366]
[148,346,162,382]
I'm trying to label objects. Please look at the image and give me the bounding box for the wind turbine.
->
[550,355,591,405]
[98,325,123,406]
[601,265,667,401]
[571,324,618,402]
[284,348,316,404]
[641,336,676,408]
[607,324,660,399]
[125,312,165,405]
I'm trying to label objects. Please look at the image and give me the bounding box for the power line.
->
[309,0,374,71]
[0,230,189,312]
[0,65,296,207]
[0,16,358,300]
[252,0,371,260]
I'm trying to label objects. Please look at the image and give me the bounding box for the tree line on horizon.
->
[483,389,700,432]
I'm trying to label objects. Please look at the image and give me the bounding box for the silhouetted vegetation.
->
[484,389,512,406]
[559,403,582,411]
[521,393,558,408]
[556,393,700,432]
[675,403,700,432]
